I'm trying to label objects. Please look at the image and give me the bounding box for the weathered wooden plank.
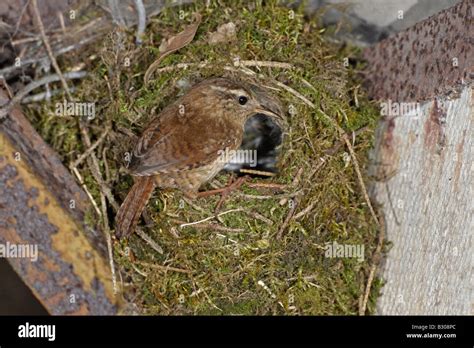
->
[0,88,117,315]
[370,87,473,314]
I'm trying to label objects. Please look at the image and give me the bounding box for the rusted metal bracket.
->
[0,88,117,315]
[363,0,473,103]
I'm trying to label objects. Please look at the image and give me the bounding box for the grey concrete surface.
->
[304,0,463,45]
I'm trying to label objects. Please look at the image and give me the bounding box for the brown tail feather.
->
[115,176,156,239]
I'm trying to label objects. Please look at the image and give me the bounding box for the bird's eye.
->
[238,96,248,105]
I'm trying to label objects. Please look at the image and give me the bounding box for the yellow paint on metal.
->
[0,133,116,307]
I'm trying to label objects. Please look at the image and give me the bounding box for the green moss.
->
[22,0,384,315]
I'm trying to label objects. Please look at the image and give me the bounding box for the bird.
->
[115,77,284,239]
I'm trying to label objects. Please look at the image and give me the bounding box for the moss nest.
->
[24,0,383,314]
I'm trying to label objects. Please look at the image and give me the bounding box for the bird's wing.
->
[128,102,243,176]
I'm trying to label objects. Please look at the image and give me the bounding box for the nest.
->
[23,1,382,314]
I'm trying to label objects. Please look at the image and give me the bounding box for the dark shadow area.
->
[0,259,48,315]
[224,113,283,176]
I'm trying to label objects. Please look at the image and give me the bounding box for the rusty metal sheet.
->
[362,0,473,103]
[0,89,117,315]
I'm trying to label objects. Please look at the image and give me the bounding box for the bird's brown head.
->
[191,77,284,127]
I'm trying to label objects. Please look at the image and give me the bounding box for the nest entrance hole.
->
[223,113,283,178]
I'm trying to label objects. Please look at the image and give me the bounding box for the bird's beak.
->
[250,84,285,128]
[254,106,281,119]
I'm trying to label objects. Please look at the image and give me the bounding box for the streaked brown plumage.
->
[115,77,283,239]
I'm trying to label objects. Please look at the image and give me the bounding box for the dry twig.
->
[315,106,379,227]
[235,60,294,69]
[172,221,245,233]
[71,126,111,170]
[341,132,379,225]
[99,189,118,295]
[135,228,164,254]
[137,261,193,274]
[276,198,298,240]
[71,167,101,216]
[0,71,86,119]
[239,168,276,176]
[179,208,244,228]
[359,219,385,315]
[78,121,120,211]
[31,0,72,100]
[293,201,316,220]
